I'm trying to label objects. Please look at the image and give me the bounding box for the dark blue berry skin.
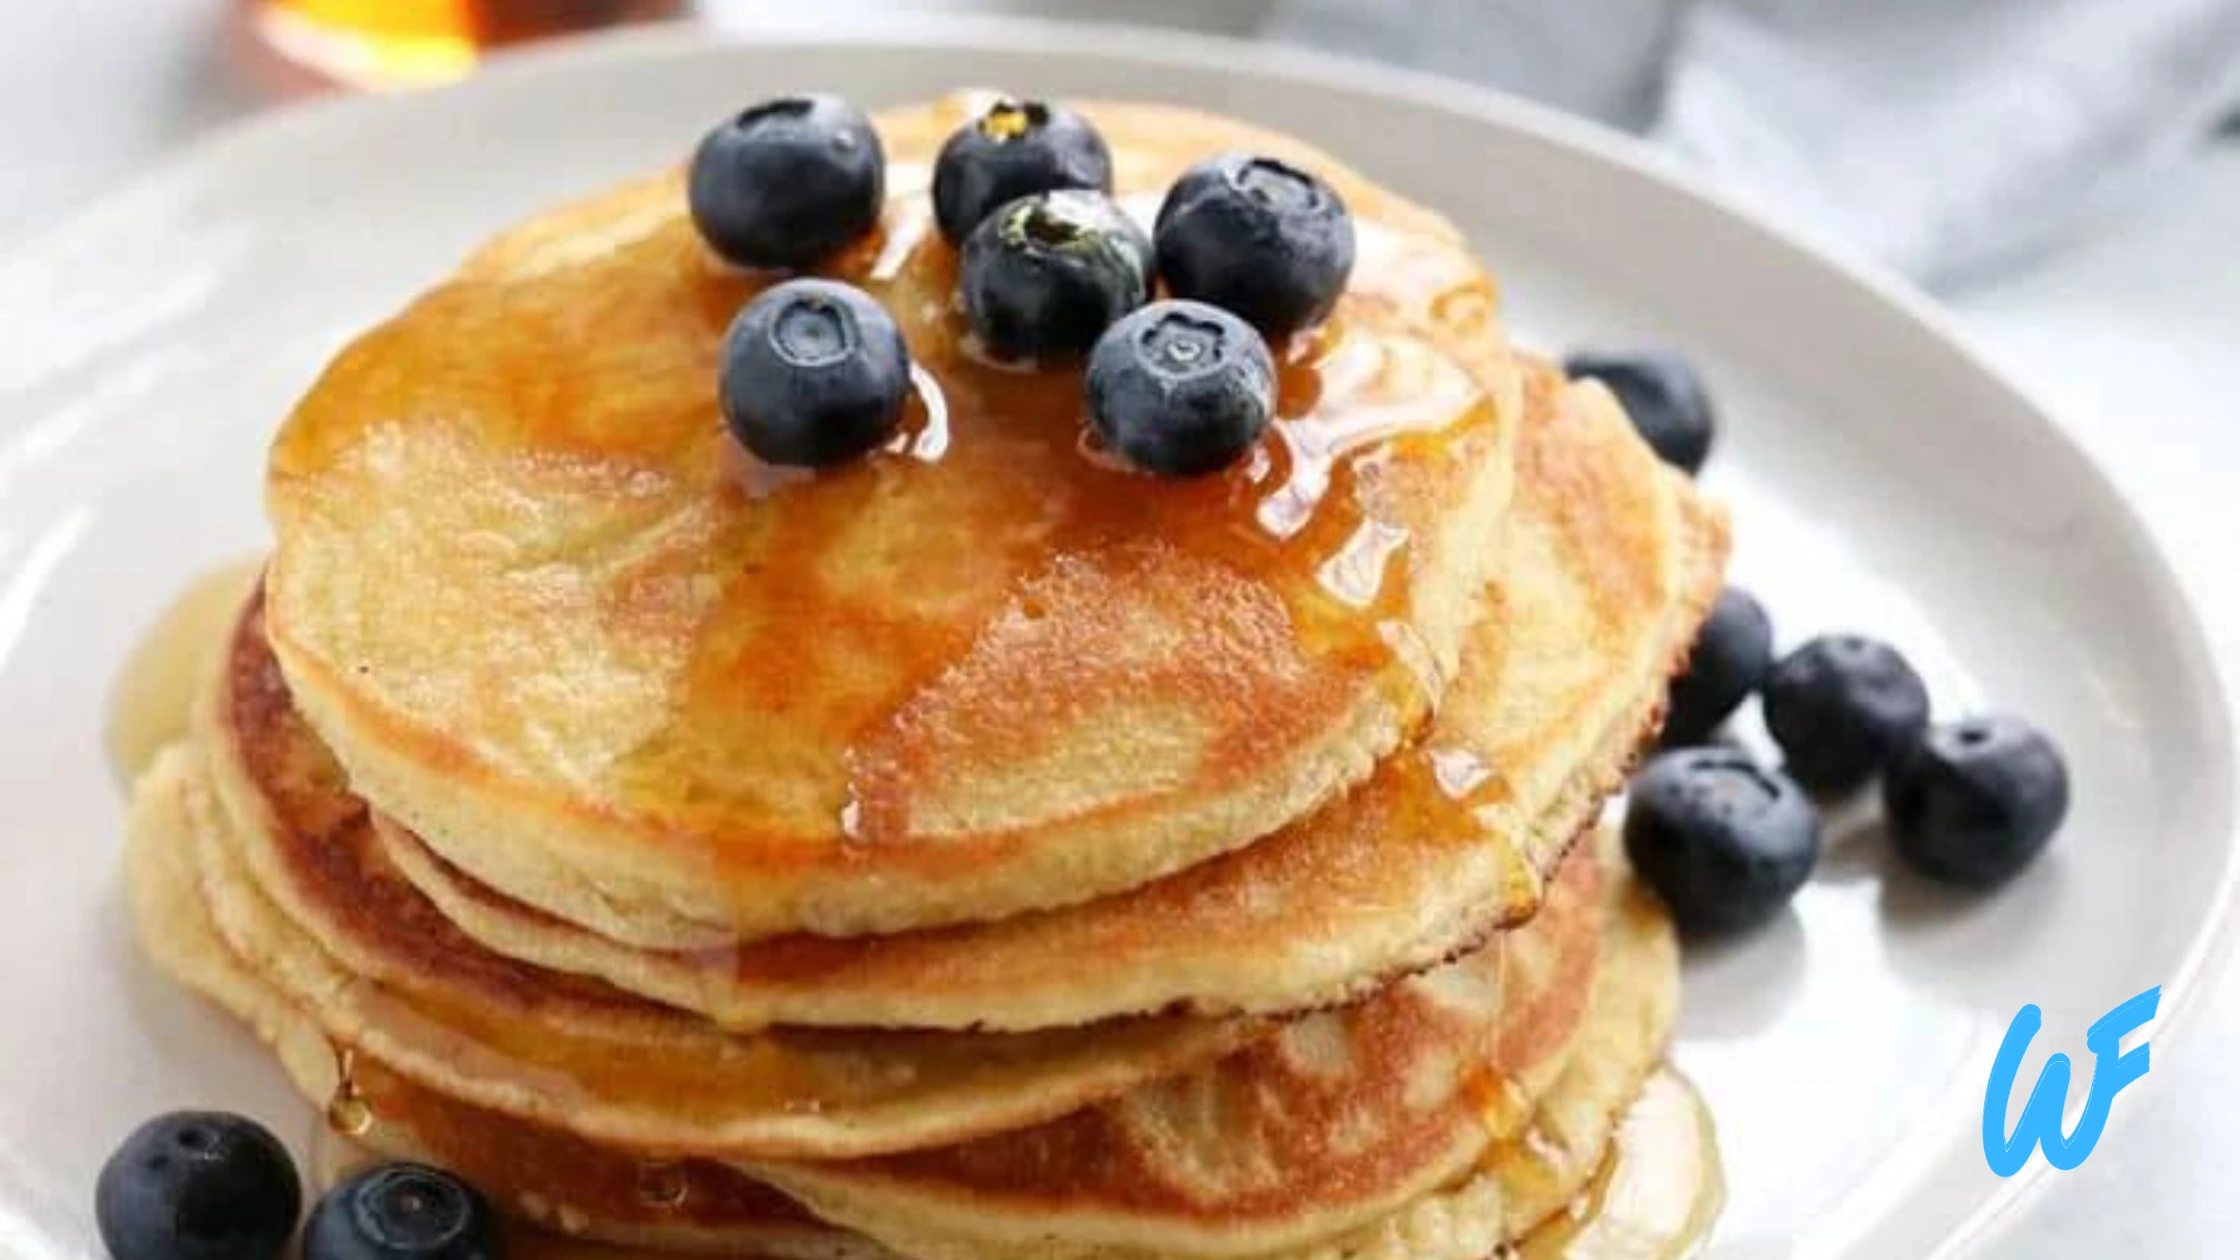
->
[960,191,1152,362]
[932,98,1113,244]
[1564,351,1716,474]
[720,279,912,468]
[1087,300,1275,478]
[688,94,884,270]
[304,1164,496,1260]
[1153,153,1355,338]
[1625,747,1821,935]
[1886,715,2069,888]
[96,1112,301,1260]
[1663,587,1773,747]
[1763,634,1931,795]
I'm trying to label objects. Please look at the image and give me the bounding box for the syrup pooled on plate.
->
[104,557,262,785]
[1502,1068,1726,1260]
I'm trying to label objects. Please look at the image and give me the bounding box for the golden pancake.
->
[123,743,881,1259]
[130,741,1654,1260]
[1223,862,1692,1260]
[190,603,1267,1160]
[742,855,1595,1256]
[263,95,1522,948]
[745,831,1668,1260]
[1237,870,1695,1260]
[371,367,1723,1031]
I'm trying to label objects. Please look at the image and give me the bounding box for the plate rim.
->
[4,16,2234,1258]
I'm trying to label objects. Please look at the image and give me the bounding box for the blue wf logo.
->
[1982,985,2160,1176]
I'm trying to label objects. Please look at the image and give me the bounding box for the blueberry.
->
[932,97,1113,244]
[1886,715,2069,888]
[1663,587,1773,746]
[720,279,911,468]
[1563,351,1716,474]
[1762,634,1931,795]
[1086,301,1276,477]
[1154,153,1354,337]
[1625,747,1821,935]
[960,191,1151,362]
[304,1164,495,1260]
[96,1111,301,1260]
[688,94,884,270]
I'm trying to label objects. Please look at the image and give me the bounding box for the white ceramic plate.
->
[1,19,2230,1260]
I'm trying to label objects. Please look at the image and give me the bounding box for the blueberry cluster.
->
[687,93,1359,478]
[1568,352,2073,935]
[97,1112,495,1260]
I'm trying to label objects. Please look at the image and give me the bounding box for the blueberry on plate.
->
[688,94,884,270]
[1762,634,1931,795]
[1625,746,1821,935]
[305,1164,495,1260]
[961,190,1152,361]
[1563,350,1716,474]
[1087,300,1275,477]
[1886,715,2069,888]
[932,97,1113,244]
[1154,153,1354,337]
[1663,586,1773,746]
[720,278,912,468]
[96,1111,301,1260]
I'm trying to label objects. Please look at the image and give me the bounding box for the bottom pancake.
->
[125,741,879,1259]
[746,829,1678,1260]
[1232,874,1695,1260]
[129,738,1700,1259]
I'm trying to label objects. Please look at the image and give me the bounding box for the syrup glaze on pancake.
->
[195,597,1265,1160]
[1205,851,1691,1260]
[131,742,1679,1260]
[746,838,1635,1260]
[263,95,1520,947]
[369,368,1725,1031]
[122,745,880,1259]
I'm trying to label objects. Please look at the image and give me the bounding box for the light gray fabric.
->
[1266,0,2240,285]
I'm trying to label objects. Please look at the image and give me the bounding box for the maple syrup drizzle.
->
[1500,1068,1725,1260]
[776,152,1487,845]
[266,106,1505,883]
[325,1042,375,1137]
[632,1159,689,1210]
[1467,1068,1537,1142]
[1316,518,1413,610]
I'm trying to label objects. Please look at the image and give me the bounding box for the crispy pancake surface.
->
[124,744,884,1259]
[371,367,1724,1030]
[193,603,1263,1159]
[746,831,1672,1260]
[263,95,1521,947]
[129,744,1672,1260]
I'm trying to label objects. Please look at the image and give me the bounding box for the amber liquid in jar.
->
[250,0,683,87]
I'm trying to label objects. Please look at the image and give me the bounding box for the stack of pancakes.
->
[122,96,1728,1260]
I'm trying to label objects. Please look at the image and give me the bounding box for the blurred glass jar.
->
[251,0,685,89]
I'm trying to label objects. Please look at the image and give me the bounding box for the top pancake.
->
[263,94,1521,945]
[372,367,1725,1031]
